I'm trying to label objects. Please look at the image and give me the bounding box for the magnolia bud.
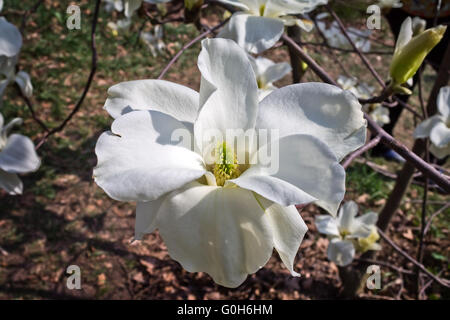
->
[390,25,446,86]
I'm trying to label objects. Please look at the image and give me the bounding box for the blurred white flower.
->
[103,0,124,13]
[248,55,291,100]
[107,18,132,36]
[376,0,402,9]
[0,0,3,13]
[337,75,390,126]
[217,0,327,53]
[315,201,380,267]
[94,38,366,287]
[316,13,371,53]
[414,86,450,159]
[0,17,22,58]
[0,113,40,195]
[140,25,165,57]
[0,27,33,106]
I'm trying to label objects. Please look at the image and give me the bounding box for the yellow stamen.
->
[213,142,240,186]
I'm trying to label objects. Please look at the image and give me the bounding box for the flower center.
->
[259,4,266,16]
[213,141,241,186]
[256,78,265,89]
[339,229,350,239]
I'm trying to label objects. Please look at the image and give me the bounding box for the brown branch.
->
[326,5,385,87]
[423,203,450,236]
[35,0,101,150]
[16,88,49,133]
[157,19,228,80]
[20,0,44,34]
[354,258,415,275]
[342,135,381,169]
[377,228,450,288]
[299,41,393,55]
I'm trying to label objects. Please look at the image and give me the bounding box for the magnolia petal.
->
[124,0,142,17]
[395,17,412,54]
[437,86,450,119]
[94,110,206,202]
[0,169,22,195]
[356,211,378,226]
[430,122,450,148]
[134,197,164,240]
[257,83,366,161]
[0,134,40,173]
[327,238,355,267]
[158,182,274,288]
[264,200,307,277]
[315,215,340,237]
[263,62,292,84]
[14,71,33,98]
[430,142,450,159]
[338,201,358,232]
[217,13,284,54]
[413,115,442,139]
[104,79,199,122]
[215,0,250,11]
[0,17,22,57]
[231,134,345,215]
[195,38,259,149]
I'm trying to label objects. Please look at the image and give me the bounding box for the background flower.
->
[0,113,40,195]
[217,0,327,53]
[414,86,450,159]
[315,201,380,267]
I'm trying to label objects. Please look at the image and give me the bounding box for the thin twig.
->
[35,0,101,150]
[423,203,450,236]
[157,19,228,80]
[354,258,415,275]
[326,5,385,87]
[17,88,49,133]
[342,135,381,169]
[377,228,450,288]
[20,0,44,34]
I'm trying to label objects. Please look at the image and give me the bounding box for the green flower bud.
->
[390,25,446,86]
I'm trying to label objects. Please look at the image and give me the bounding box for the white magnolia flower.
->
[0,113,40,195]
[315,201,380,267]
[337,76,389,126]
[316,13,371,53]
[0,17,22,58]
[248,55,291,100]
[0,56,33,106]
[414,86,450,159]
[94,38,366,287]
[376,0,402,9]
[217,0,327,54]
[140,25,165,57]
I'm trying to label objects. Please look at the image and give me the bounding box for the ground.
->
[0,0,448,300]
